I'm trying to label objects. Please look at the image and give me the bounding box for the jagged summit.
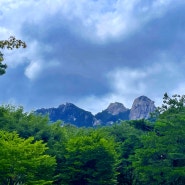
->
[58,103,85,112]
[36,102,95,127]
[129,96,156,120]
[35,95,156,127]
[106,102,128,115]
[95,102,130,125]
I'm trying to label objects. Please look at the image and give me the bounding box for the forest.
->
[0,93,184,185]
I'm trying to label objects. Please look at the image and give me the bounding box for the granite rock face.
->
[129,96,156,120]
[106,102,129,115]
[95,102,130,125]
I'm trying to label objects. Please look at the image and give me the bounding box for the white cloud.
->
[24,61,42,80]
[107,68,147,95]
[0,0,179,42]
[82,0,175,41]
[75,58,185,114]
[0,27,13,39]
[171,83,185,96]
[97,61,183,111]
[152,0,172,7]
[95,13,125,39]
[108,61,181,96]
[77,67,151,114]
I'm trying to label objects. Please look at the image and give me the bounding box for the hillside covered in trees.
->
[0,93,185,184]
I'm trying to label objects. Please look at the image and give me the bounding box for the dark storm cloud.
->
[21,3,185,76]
[20,2,185,108]
[1,0,185,113]
[23,3,185,62]
[0,64,30,105]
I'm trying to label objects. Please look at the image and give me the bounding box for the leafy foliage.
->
[0,36,26,75]
[0,130,56,185]
[60,131,119,185]
[104,123,143,185]
[132,94,185,185]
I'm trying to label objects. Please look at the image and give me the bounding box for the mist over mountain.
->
[35,96,156,127]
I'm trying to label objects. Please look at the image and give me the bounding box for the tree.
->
[0,105,50,140]
[132,94,185,185]
[104,122,143,185]
[0,130,56,185]
[0,36,26,75]
[60,131,119,185]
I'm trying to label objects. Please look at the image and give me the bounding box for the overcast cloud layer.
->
[0,0,185,114]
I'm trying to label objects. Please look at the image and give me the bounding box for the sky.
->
[0,0,185,114]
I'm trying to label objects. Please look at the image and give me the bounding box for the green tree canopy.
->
[132,94,185,185]
[102,122,143,185]
[0,130,56,185]
[60,131,119,185]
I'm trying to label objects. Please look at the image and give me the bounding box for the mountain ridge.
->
[35,95,156,127]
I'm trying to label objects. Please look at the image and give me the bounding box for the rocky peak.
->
[58,103,78,112]
[129,96,156,120]
[36,103,96,127]
[107,102,128,115]
[95,102,130,125]
[35,95,157,127]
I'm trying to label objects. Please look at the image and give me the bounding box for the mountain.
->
[129,96,156,120]
[35,96,156,127]
[95,102,130,125]
[36,103,96,127]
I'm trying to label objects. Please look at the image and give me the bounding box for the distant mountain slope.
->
[36,103,96,127]
[35,96,156,127]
